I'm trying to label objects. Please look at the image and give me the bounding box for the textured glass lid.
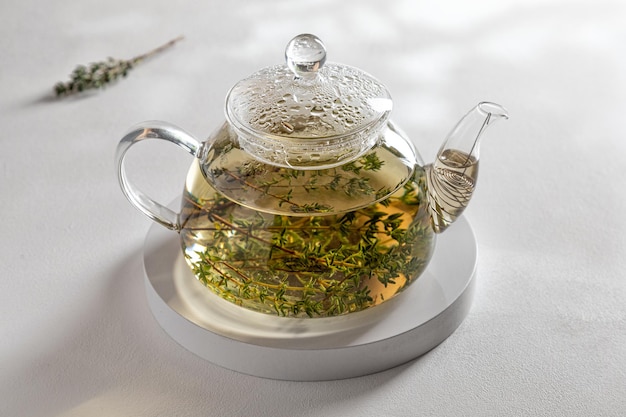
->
[225,34,393,140]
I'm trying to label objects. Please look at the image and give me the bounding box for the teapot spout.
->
[426,102,508,233]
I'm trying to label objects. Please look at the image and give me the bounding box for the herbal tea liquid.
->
[426,148,478,233]
[179,144,434,317]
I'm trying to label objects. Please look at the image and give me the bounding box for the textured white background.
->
[1,0,625,416]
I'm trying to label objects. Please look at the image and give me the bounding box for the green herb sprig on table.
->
[54,35,184,97]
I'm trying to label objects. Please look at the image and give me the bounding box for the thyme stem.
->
[221,168,303,209]
[132,35,185,64]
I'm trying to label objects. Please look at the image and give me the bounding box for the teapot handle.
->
[115,121,201,231]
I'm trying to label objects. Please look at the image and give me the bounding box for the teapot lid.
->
[225,34,393,168]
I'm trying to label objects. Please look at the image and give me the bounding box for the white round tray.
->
[143,216,477,381]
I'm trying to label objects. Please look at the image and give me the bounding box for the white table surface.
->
[2,0,625,416]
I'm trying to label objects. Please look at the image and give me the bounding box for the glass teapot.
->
[116,34,508,318]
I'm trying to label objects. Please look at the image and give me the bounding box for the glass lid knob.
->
[285,34,327,79]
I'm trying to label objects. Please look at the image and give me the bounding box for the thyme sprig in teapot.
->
[54,35,184,97]
[181,153,434,318]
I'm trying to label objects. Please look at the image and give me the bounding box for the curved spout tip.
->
[425,101,508,233]
[478,102,509,121]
